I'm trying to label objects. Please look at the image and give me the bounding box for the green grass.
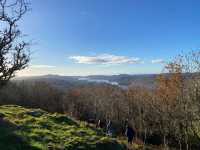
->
[0,105,126,150]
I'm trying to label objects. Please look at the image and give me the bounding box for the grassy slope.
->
[0,105,126,150]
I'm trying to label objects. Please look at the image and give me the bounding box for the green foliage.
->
[0,105,125,150]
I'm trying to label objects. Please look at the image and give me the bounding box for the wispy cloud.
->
[30,65,56,68]
[69,54,142,65]
[151,59,165,64]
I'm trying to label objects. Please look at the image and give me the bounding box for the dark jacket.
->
[126,126,135,138]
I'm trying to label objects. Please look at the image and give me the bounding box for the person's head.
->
[127,123,132,128]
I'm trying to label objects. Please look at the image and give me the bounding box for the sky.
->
[16,0,200,76]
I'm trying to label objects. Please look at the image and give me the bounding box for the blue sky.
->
[17,0,200,76]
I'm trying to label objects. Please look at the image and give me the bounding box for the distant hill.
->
[14,74,159,90]
[0,105,126,150]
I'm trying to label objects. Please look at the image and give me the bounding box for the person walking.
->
[96,119,101,128]
[125,124,135,144]
[106,120,112,136]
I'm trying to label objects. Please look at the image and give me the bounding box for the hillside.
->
[0,105,126,150]
[14,74,159,90]
[14,73,195,90]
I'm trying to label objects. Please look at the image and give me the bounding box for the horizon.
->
[16,0,200,76]
[15,72,161,78]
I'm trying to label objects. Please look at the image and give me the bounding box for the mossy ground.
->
[0,105,126,150]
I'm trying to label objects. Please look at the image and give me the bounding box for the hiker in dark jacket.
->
[125,125,135,144]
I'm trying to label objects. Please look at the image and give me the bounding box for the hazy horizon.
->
[14,72,162,78]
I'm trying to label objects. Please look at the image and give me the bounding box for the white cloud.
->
[30,65,56,68]
[69,54,142,65]
[16,65,56,76]
[151,59,165,64]
[16,65,58,76]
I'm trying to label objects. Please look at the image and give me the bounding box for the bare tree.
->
[0,0,30,87]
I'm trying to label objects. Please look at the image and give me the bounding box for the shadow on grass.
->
[51,115,78,126]
[96,140,126,150]
[0,118,40,150]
